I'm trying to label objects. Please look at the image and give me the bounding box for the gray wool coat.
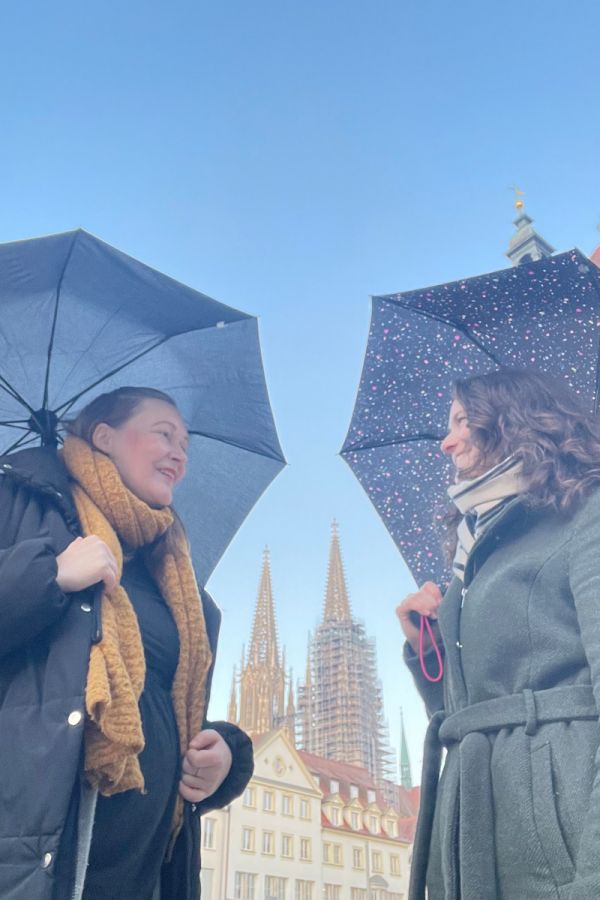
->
[405,489,600,900]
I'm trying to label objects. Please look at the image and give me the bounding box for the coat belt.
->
[409,684,598,900]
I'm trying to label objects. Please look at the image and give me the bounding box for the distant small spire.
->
[591,222,600,269]
[287,668,295,717]
[399,708,413,790]
[228,666,238,724]
[511,184,525,211]
[505,188,554,267]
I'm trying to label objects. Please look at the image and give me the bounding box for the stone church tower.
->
[228,548,295,743]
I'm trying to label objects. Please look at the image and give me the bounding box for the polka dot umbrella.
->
[341,249,600,587]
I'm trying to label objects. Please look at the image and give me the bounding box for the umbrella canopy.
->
[0,228,286,583]
[342,249,600,586]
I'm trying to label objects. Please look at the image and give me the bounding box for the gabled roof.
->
[298,749,418,818]
[299,749,384,806]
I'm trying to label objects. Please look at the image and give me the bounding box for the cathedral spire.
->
[323,520,352,622]
[237,549,287,736]
[248,546,280,668]
[506,188,554,266]
[399,707,413,790]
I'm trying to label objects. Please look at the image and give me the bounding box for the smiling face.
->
[92,398,189,507]
[440,399,484,479]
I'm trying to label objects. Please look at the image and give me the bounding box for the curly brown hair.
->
[453,369,600,511]
[441,369,600,562]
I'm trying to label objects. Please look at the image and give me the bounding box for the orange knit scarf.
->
[61,436,213,842]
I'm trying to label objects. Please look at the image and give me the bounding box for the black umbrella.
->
[342,249,600,586]
[0,229,286,583]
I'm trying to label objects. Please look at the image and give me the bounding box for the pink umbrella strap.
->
[419,614,444,683]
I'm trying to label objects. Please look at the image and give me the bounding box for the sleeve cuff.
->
[196,721,254,814]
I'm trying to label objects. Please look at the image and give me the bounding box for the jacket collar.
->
[0,447,80,533]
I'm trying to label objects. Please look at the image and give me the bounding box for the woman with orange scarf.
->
[0,387,253,900]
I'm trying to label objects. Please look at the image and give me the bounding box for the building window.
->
[349,783,359,799]
[281,833,294,858]
[262,830,275,855]
[241,827,255,852]
[295,880,314,900]
[352,847,364,869]
[323,842,331,864]
[332,844,343,866]
[323,885,341,900]
[367,789,376,804]
[299,799,311,819]
[264,875,287,900]
[372,850,383,873]
[386,818,397,837]
[330,779,339,795]
[234,871,256,900]
[300,837,312,861]
[282,793,294,816]
[243,786,256,808]
[263,790,275,812]
[390,853,402,875]
[369,814,379,833]
[200,868,214,899]
[351,811,360,830]
[330,806,340,826]
[350,890,367,900]
[387,894,403,900]
[202,817,215,850]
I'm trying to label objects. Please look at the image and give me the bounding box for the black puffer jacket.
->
[0,447,253,900]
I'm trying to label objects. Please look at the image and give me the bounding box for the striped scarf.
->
[448,456,526,581]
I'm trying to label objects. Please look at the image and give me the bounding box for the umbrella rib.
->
[53,336,173,417]
[3,432,41,455]
[42,232,78,411]
[341,432,443,454]
[187,429,286,464]
[385,299,504,367]
[0,422,32,431]
[0,380,37,413]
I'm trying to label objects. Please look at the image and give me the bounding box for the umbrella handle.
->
[419,615,444,683]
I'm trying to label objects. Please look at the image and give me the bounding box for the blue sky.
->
[1,0,599,775]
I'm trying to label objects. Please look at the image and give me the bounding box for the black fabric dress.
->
[83,552,181,900]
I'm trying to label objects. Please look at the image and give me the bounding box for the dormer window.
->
[330,778,339,794]
[349,784,359,799]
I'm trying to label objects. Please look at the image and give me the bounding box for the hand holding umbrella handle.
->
[396,581,444,682]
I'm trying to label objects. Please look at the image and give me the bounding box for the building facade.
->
[200,730,417,900]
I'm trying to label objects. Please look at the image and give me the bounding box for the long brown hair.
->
[452,369,600,511]
[65,387,189,562]
[441,369,600,560]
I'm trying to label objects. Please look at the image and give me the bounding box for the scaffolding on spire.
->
[298,522,395,785]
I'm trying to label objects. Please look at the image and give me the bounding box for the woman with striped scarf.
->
[397,369,600,900]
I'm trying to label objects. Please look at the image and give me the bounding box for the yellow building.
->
[200,729,417,900]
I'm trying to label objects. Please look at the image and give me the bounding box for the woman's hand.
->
[396,581,443,653]
[56,536,118,593]
[179,729,233,803]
